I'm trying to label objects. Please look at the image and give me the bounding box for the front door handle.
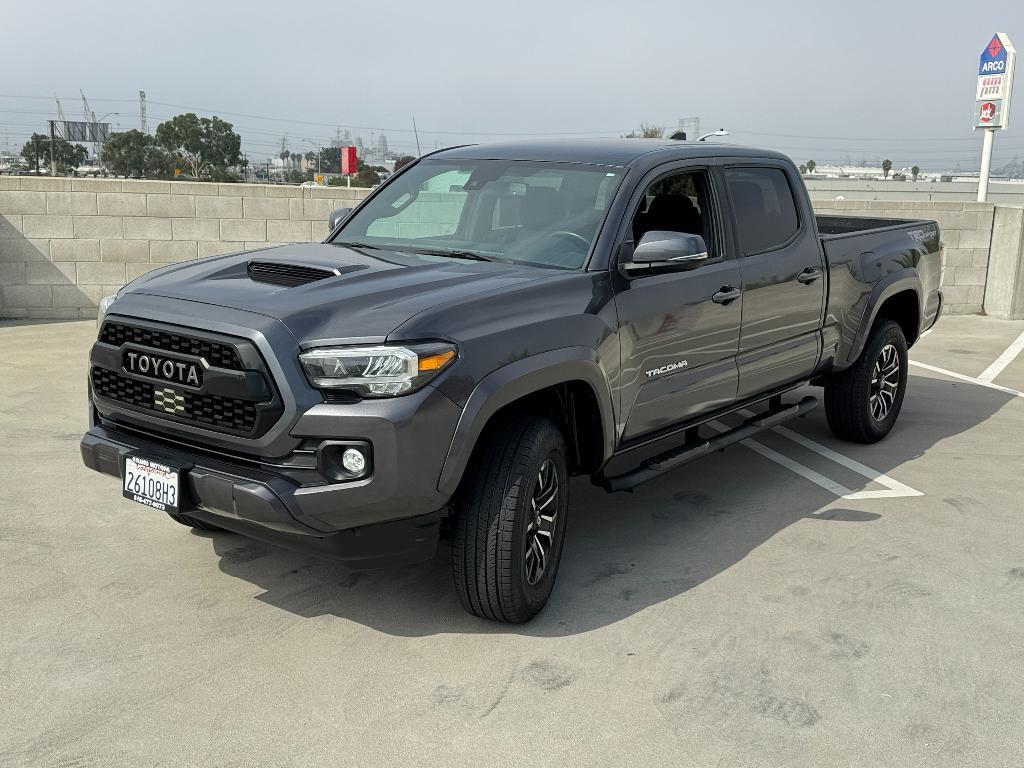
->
[797,267,823,284]
[712,286,742,305]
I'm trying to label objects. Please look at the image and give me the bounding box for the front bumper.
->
[82,381,463,569]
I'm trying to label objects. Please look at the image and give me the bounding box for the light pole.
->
[301,138,322,176]
[698,129,730,141]
[95,112,118,172]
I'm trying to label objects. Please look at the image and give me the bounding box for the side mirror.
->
[329,207,353,230]
[622,231,709,276]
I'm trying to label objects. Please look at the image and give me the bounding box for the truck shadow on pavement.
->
[205,374,1015,636]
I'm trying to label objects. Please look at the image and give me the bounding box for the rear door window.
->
[724,168,800,255]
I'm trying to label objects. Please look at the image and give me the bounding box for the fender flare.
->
[846,269,922,366]
[436,347,616,496]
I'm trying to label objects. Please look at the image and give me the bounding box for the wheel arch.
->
[846,271,922,366]
[437,348,616,496]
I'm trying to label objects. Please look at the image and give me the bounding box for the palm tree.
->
[882,159,892,179]
[806,160,816,175]
[911,165,920,181]
[799,164,808,174]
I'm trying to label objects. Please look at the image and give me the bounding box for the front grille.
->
[100,322,241,370]
[91,368,259,434]
[93,320,280,437]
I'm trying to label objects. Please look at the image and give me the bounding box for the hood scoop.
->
[247,260,342,287]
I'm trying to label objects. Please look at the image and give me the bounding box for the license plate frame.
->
[122,454,187,514]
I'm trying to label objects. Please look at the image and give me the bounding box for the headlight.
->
[299,342,457,397]
[97,294,118,329]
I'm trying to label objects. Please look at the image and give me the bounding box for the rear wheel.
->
[168,512,226,532]
[825,320,908,443]
[452,416,569,623]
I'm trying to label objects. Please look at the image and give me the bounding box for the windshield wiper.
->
[409,247,500,263]
[332,240,383,250]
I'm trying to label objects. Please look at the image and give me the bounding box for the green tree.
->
[101,130,169,178]
[882,159,892,179]
[799,164,808,174]
[806,160,816,174]
[354,168,380,187]
[394,155,416,171]
[21,133,88,174]
[319,146,341,173]
[624,123,663,138]
[154,113,242,179]
[911,165,920,181]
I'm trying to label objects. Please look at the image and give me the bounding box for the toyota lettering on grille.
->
[123,350,203,387]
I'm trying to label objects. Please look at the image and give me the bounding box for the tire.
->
[452,416,569,623]
[825,320,908,443]
[168,512,226,532]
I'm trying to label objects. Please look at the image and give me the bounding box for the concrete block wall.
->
[0,177,370,319]
[2,180,1020,319]
[810,199,997,315]
[804,179,1024,206]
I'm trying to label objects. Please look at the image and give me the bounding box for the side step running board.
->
[599,395,818,492]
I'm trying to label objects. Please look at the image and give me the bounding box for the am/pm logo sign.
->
[977,75,1006,100]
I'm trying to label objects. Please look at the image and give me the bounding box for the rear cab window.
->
[724,167,800,255]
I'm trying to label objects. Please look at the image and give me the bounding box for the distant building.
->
[806,164,937,182]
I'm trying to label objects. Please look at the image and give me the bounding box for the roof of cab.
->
[430,138,791,166]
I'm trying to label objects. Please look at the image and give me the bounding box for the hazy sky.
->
[2,0,1022,171]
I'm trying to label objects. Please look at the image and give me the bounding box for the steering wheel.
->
[538,230,589,250]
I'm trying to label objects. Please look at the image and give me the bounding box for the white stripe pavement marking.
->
[708,419,921,500]
[737,409,923,500]
[707,420,854,497]
[978,329,1024,384]
[909,360,1024,398]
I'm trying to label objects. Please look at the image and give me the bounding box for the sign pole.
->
[974,33,1016,202]
[978,128,995,202]
[48,120,56,177]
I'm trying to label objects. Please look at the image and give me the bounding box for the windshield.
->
[331,159,624,270]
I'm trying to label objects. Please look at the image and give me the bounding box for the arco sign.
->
[975,33,1015,130]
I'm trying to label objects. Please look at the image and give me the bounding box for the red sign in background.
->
[341,146,358,175]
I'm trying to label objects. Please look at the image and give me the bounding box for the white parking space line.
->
[909,360,1024,399]
[978,329,1024,384]
[737,410,923,500]
[707,420,854,497]
[707,414,923,500]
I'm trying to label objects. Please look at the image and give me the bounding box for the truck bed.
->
[815,214,928,238]
[815,214,943,359]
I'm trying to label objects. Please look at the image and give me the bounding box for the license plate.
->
[123,455,182,513]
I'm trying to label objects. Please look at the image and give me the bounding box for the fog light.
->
[342,448,367,474]
[317,441,372,482]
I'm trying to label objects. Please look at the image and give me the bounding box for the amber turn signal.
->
[418,349,456,372]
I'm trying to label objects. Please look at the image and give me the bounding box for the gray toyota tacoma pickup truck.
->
[81,139,942,622]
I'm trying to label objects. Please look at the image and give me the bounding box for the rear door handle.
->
[797,267,823,284]
[712,286,742,305]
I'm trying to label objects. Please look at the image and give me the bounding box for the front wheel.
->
[825,320,909,443]
[452,416,569,623]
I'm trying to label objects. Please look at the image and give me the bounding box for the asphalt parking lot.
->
[2,315,1023,768]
